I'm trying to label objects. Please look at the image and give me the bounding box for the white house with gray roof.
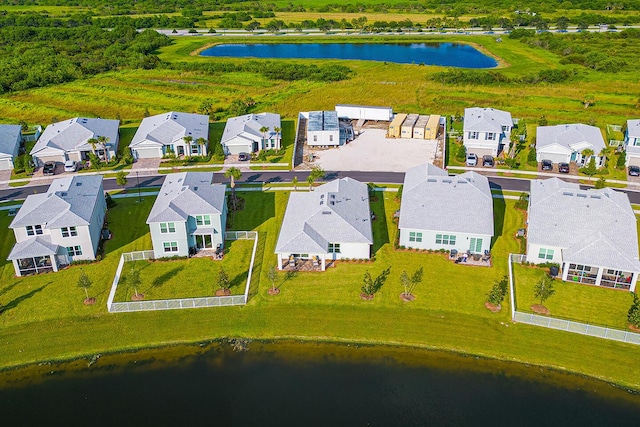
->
[147,172,227,258]
[463,107,513,157]
[526,178,640,291]
[129,112,209,159]
[7,175,106,277]
[30,117,120,166]
[306,111,340,147]
[0,124,22,170]
[536,124,606,166]
[624,119,640,167]
[275,177,373,270]
[399,164,494,254]
[220,112,281,155]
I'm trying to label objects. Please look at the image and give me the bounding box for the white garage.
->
[132,146,163,159]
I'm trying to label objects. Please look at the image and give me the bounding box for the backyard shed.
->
[401,114,419,138]
[388,114,407,138]
[425,115,441,140]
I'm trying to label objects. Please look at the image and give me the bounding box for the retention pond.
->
[200,42,498,68]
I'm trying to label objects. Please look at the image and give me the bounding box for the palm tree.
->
[183,135,194,157]
[581,148,594,165]
[306,166,325,191]
[273,126,281,151]
[97,135,110,161]
[87,137,98,155]
[195,137,207,156]
[224,167,242,210]
[259,126,270,150]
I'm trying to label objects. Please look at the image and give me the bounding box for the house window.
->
[196,215,211,226]
[538,248,555,260]
[409,232,423,243]
[191,144,200,155]
[469,238,483,253]
[61,226,78,238]
[435,234,455,245]
[502,125,509,132]
[313,135,318,142]
[160,222,175,233]
[487,133,496,140]
[26,225,43,236]
[67,245,82,256]
[469,132,478,140]
[328,243,341,253]
[163,241,178,253]
[329,135,333,142]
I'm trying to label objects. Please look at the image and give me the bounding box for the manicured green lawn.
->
[112,239,254,301]
[513,264,633,329]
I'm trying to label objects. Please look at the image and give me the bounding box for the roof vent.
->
[443,179,452,184]
[562,192,573,196]
[590,195,601,199]
[427,178,437,183]
[76,182,82,186]
[577,193,587,198]
[457,180,467,184]
[322,211,331,215]
[194,187,198,191]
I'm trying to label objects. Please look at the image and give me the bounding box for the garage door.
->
[36,155,65,166]
[469,148,493,158]
[628,156,640,167]
[538,152,568,164]
[133,147,161,159]
[0,158,13,170]
[225,144,251,155]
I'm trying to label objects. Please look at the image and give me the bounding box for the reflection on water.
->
[200,43,498,68]
[0,341,639,426]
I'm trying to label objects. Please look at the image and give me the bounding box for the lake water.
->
[200,43,498,68]
[1,341,639,425]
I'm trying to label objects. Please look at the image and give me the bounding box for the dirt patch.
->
[484,302,501,312]
[215,289,231,296]
[400,293,415,302]
[360,293,375,301]
[268,288,281,296]
[131,294,145,301]
[531,304,549,315]
[629,324,640,333]
[83,297,97,305]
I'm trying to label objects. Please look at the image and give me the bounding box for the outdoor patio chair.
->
[312,257,320,267]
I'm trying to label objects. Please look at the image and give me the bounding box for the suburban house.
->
[463,107,513,157]
[220,112,281,155]
[30,117,120,167]
[129,112,209,159]
[625,119,640,167]
[306,111,340,147]
[7,175,107,277]
[536,124,606,166]
[275,177,373,271]
[0,124,22,170]
[398,163,494,255]
[147,172,227,258]
[526,178,640,291]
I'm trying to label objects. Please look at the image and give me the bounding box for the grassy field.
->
[2,188,640,390]
[112,239,254,302]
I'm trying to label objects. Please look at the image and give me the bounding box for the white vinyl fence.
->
[508,254,640,345]
[107,231,258,313]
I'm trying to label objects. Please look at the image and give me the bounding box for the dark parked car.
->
[629,165,640,177]
[558,162,570,174]
[42,161,56,176]
[238,152,250,162]
[541,159,553,171]
[482,155,494,167]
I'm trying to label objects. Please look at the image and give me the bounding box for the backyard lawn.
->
[112,239,254,302]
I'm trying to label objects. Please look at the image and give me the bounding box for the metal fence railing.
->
[107,232,259,313]
[508,253,640,346]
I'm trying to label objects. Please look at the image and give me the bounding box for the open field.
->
[2,189,640,390]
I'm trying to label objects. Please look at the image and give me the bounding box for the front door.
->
[177,146,185,156]
[195,235,213,250]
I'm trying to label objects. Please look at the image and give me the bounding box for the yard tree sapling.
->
[400,266,424,301]
[486,275,509,311]
[617,150,626,169]
[533,274,555,310]
[127,265,143,300]
[292,176,298,191]
[216,268,231,296]
[361,268,391,300]
[78,270,95,304]
[628,292,640,329]
[267,265,280,295]
[116,171,128,191]
[224,167,242,210]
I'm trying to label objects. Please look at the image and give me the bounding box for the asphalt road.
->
[3,171,638,203]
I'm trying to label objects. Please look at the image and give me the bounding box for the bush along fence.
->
[106,231,259,313]
[508,254,640,345]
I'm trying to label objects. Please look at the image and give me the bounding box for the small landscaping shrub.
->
[487,276,509,306]
[628,292,640,328]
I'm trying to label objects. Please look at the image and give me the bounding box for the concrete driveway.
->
[312,129,438,172]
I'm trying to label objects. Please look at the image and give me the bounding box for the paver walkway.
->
[128,158,161,178]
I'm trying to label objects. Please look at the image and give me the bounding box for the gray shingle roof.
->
[147,172,226,224]
[10,175,104,229]
[308,111,339,132]
[7,235,60,260]
[399,164,494,236]
[275,177,373,254]
[130,112,209,147]
[528,178,640,272]
[0,124,21,156]
[31,118,119,155]
[221,113,280,145]
[463,107,512,133]
[536,124,605,153]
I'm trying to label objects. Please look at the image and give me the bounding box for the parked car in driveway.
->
[466,153,478,166]
[43,161,56,176]
[629,165,640,177]
[541,159,553,171]
[482,155,494,167]
[558,162,570,174]
[238,152,250,162]
[64,160,78,172]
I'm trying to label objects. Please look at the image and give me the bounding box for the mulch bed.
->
[215,289,232,296]
[484,302,501,312]
[400,293,415,302]
[531,304,549,315]
[268,288,281,296]
[629,324,640,333]
[360,293,374,301]
[83,297,97,305]
[131,294,145,301]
